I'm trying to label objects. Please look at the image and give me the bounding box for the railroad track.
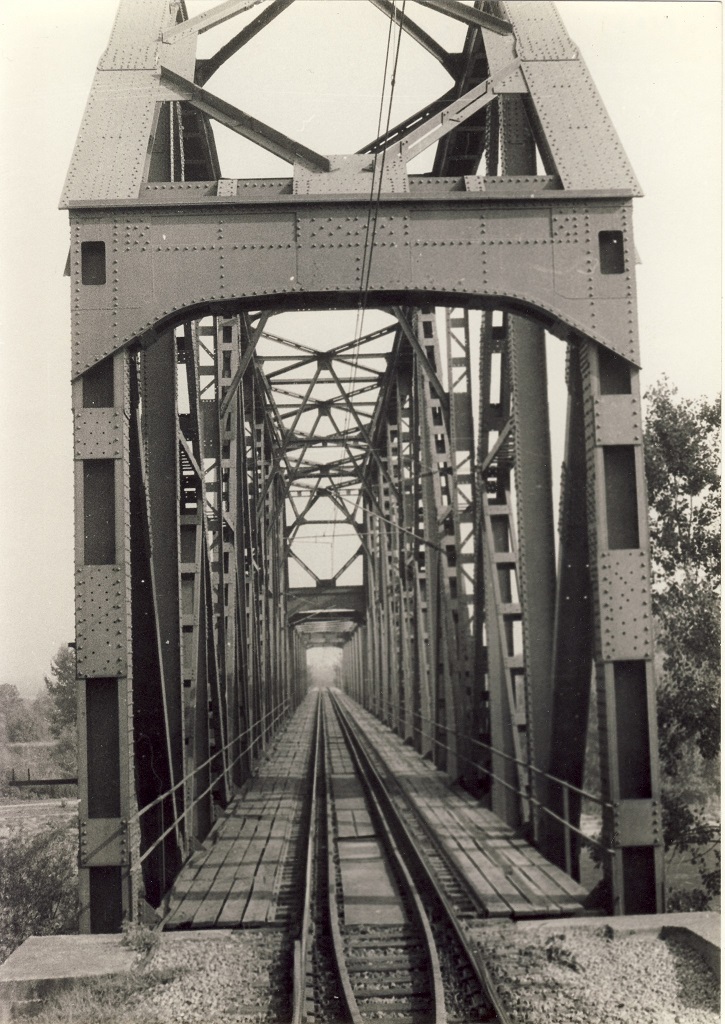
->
[292,687,511,1024]
[324,691,445,1023]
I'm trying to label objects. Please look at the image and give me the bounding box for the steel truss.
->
[64,0,664,929]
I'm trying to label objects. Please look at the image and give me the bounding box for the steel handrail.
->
[369,695,614,855]
[129,698,290,827]
[134,699,290,869]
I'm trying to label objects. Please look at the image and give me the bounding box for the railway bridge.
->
[62,0,664,935]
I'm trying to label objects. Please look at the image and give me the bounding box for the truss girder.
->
[68,0,663,928]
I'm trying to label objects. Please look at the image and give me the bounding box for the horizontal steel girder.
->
[70,197,639,378]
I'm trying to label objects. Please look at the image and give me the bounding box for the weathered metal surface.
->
[523,61,642,195]
[69,198,640,377]
[501,0,578,62]
[65,0,663,928]
[75,566,127,677]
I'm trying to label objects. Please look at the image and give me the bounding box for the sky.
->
[0,1,721,695]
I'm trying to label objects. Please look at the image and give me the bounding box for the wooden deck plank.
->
[445,847,513,917]
[458,841,538,917]
[340,693,588,921]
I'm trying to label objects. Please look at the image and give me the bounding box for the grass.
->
[30,967,182,1024]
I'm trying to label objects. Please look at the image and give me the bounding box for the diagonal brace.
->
[366,0,455,74]
[159,67,330,172]
[195,0,296,85]
[163,0,267,41]
[219,313,269,420]
[387,60,521,162]
[412,0,512,35]
[391,308,449,413]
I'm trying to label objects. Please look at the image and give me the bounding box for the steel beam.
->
[66,0,663,925]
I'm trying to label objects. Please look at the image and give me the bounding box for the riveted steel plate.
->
[590,295,639,366]
[117,250,155,309]
[80,819,127,867]
[152,250,224,311]
[410,208,485,292]
[294,155,408,195]
[586,206,634,300]
[60,71,159,206]
[159,34,198,81]
[365,212,412,290]
[99,0,169,70]
[222,212,298,296]
[74,410,125,460]
[465,175,555,193]
[613,800,659,847]
[479,26,519,78]
[484,206,552,244]
[296,211,410,292]
[552,208,591,299]
[596,550,652,661]
[73,309,117,378]
[593,395,642,446]
[501,0,578,61]
[523,61,641,195]
[76,566,127,677]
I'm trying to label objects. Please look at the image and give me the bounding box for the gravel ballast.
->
[469,922,720,1024]
[127,932,291,1023]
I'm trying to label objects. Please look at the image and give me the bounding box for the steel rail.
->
[291,695,323,1024]
[322,689,445,1024]
[325,691,446,1024]
[330,689,514,1024]
[321,698,363,1024]
[373,695,617,854]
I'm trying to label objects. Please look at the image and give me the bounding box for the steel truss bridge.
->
[62,0,664,932]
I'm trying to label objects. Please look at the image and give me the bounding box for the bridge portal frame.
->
[64,0,664,928]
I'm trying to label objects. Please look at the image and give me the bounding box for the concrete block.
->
[0,934,138,1020]
[661,912,721,980]
[515,910,721,978]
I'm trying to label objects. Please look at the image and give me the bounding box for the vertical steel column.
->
[217,317,242,787]
[541,347,593,872]
[179,322,214,844]
[500,95,557,815]
[416,309,461,780]
[443,309,476,782]
[134,332,185,901]
[475,314,513,817]
[581,341,664,913]
[411,358,434,761]
[74,348,136,932]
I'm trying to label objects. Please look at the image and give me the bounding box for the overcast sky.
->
[0,1,720,695]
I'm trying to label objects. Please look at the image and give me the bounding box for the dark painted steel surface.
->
[66,0,663,928]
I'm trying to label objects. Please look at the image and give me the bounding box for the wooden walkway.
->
[164,694,317,929]
[336,692,588,919]
[164,688,587,931]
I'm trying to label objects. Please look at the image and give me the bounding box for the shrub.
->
[0,822,79,962]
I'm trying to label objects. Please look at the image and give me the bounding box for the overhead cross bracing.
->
[64,0,664,933]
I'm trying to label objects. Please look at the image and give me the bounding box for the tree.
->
[645,378,720,589]
[0,823,79,961]
[644,377,721,907]
[0,684,42,743]
[44,646,78,739]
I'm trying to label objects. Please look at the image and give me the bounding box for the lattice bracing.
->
[66,0,663,930]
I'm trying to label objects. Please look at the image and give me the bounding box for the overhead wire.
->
[357,0,407,328]
[332,0,407,568]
